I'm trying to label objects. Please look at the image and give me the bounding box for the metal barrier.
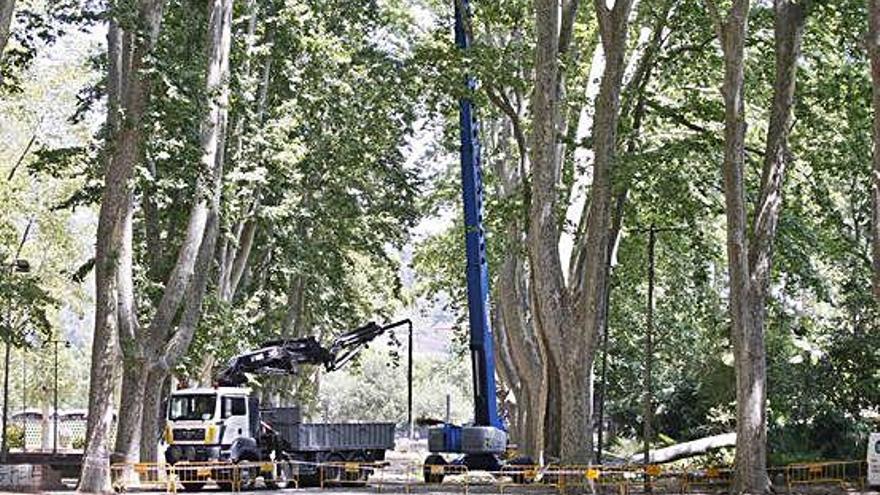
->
[108,458,871,494]
[785,460,865,491]
[679,466,733,493]
[110,461,279,493]
[318,461,387,489]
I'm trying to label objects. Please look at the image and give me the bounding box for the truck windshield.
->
[169,394,217,421]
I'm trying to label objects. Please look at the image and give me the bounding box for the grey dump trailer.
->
[261,406,395,464]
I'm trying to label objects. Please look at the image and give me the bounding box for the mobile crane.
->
[163,320,411,491]
[421,0,509,482]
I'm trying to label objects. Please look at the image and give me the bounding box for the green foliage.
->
[173,0,429,386]
[5,425,23,449]
[319,346,473,427]
[0,0,101,94]
[5,0,880,466]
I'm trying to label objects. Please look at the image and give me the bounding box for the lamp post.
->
[20,348,25,453]
[1,258,30,463]
[46,338,70,455]
[628,224,683,493]
[374,319,414,439]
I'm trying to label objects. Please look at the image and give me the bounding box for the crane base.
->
[428,425,507,454]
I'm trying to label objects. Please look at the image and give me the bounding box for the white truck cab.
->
[164,387,258,463]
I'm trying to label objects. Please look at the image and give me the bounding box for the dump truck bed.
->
[261,407,395,452]
[286,423,395,452]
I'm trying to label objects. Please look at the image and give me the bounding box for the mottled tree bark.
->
[713,1,760,490]
[0,0,15,62]
[112,0,232,464]
[527,0,633,464]
[497,248,544,459]
[710,0,805,492]
[870,0,880,302]
[483,109,546,460]
[80,2,166,490]
[282,274,306,337]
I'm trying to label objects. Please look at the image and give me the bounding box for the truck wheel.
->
[298,473,320,488]
[423,454,447,484]
[348,453,369,486]
[216,460,254,491]
[321,453,347,486]
[181,482,206,492]
[214,467,233,491]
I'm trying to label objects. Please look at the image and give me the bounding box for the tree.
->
[870,0,880,303]
[79,0,167,491]
[166,0,424,420]
[708,0,806,491]
[111,0,232,466]
[527,0,635,463]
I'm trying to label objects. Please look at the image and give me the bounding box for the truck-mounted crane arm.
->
[215,320,409,387]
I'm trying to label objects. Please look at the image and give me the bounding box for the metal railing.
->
[108,458,870,494]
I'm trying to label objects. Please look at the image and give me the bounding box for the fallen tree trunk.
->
[629,433,736,464]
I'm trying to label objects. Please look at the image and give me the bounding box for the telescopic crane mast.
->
[423,0,507,475]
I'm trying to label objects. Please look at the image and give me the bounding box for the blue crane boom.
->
[423,1,508,478]
[455,0,501,431]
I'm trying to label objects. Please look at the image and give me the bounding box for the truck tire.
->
[347,452,369,487]
[181,482,206,492]
[216,457,255,491]
[321,453,347,486]
[423,454,447,484]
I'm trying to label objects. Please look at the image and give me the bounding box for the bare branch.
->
[7,132,36,181]
[486,84,528,165]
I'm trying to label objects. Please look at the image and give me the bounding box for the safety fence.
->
[109,459,869,494]
[784,461,865,491]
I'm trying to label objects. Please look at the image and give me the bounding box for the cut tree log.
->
[629,433,736,464]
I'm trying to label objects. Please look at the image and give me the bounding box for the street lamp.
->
[46,338,70,455]
[1,258,30,463]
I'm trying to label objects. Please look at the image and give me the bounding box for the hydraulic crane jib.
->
[420,0,509,480]
[214,321,393,387]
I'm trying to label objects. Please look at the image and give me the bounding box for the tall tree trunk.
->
[112,0,233,464]
[113,184,142,465]
[486,111,545,460]
[567,0,634,463]
[80,2,166,490]
[139,368,169,462]
[527,0,575,462]
[528,0,633,464]
[112,361,148,464]
[541,350,562,460]
[0,0,14,62]
[497,248,544,459]
[870,0,880,302]
[491,310,521,443]
[712,0,805,492]
[713,1,759,490]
